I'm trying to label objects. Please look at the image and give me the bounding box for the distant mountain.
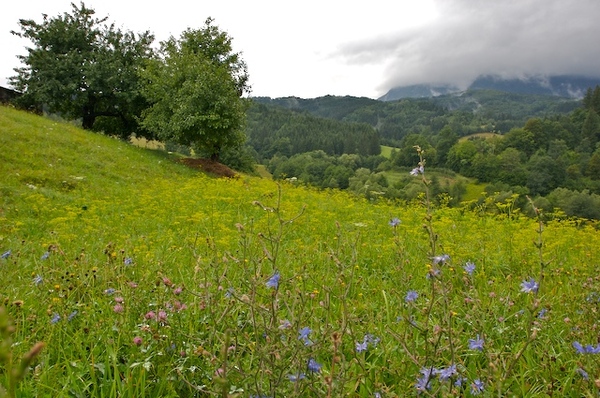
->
[379,74,600,101]
[378,84,460,101]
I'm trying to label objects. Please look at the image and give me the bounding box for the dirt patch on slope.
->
[178,158,237,178]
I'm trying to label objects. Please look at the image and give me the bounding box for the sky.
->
[1,0,599,99]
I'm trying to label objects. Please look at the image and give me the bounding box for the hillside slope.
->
[2,106,600,396]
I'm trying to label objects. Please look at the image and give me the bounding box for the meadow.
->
[1,105,600,397]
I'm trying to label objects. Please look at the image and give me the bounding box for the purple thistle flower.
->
[389,217,401,227]
[468,334,484,351]
[470,379,484,395]
[266,271,280,289]
[405,290,418,302]
[463,261,475,275]
[520,277,539,293]
[307,358,322,373]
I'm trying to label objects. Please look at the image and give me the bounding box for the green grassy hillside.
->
[1,106,599,396]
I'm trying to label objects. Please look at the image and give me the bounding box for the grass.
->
[1,105,600,396]
[380,145,396,158]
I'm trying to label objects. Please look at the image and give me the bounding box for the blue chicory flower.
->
[1,250,11,259]
[287,373,306,382]
[469,335,485,351]
[405,290,418,302]
[298,326,313,346]
[389,217,401,227]
[437,364,457,382]
[432,254,450,265]
[307,358,322,373]
[470,379,484,395]
[520,277,539,293]
[463,261,475,275]
[266,271,280,289]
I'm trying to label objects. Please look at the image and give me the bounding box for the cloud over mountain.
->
[334,0,600,93]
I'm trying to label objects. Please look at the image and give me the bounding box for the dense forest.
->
[245,87,600,220]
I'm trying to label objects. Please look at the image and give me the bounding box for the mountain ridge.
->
[379,74,600,101]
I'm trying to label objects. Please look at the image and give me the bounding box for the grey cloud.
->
[334,0,600,93]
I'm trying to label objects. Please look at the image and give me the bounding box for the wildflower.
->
[133,336,143,346]
[463,261,475,275]
[144,311,156,320]
[33,275,43,285]
[266,271,280,289]
[374,393,382,398]
[298,326,313,346]
[173,286,183,295]
[307,358,322,373]
[470,379,484,395]
[287,373,306,382]
[364,334,380,346]
[1,250,11,259]
[520,277,539,294]
[537,308,547,319]
[113,304,124,313]
[389,217,401,227]
[577,367,589,380]
[454,377,467,387]
[104,288,116,295]
[162,277,173,287]
[279,319,292,330]
[114,297,124,303]
[225,287,234,298]
[68,311,78,321]
[586,344,600,354]
[356,340,368,353]
[158,310,167,322]
[432,254,450,265]
[405,290,418,302]
[51,313,61,324]
[468,334,484,351]
[410,165,424,176]
[437,364,457,382]
[124,257,133,265]
[41,251,50,260]
[415,367,436,392]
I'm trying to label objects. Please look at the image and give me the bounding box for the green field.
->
[1,106,600,396]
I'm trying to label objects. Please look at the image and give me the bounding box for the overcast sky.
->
[1,0,599,99]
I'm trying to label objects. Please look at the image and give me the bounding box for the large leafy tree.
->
[9,2,154,137]
[140,19,250,162]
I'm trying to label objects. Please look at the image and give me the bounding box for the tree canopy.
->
[10,2,154,137]
[140,19,250,161]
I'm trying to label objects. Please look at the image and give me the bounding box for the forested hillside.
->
[247,87,600,220]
